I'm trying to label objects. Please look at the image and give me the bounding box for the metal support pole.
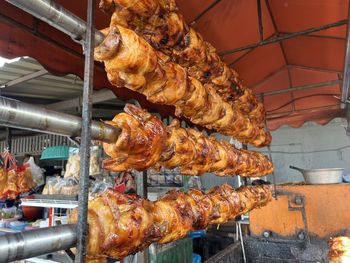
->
[257,0,264,42]
[257,79,341,96]
[219,19,347,56]
[0,97,120,143]
[5,0,104,45]
[260,94,277,199]
[0,224,77,263]
[75,0,95,262]
[341,5,350,105]
[0,69,48,89]
[136,170,148,263]
[5,127,11,152]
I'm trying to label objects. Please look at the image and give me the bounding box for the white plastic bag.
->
[64,151,100,179]
[25,157,44,186]
[64,154,80,179]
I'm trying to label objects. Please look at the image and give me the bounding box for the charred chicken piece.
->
[95,26,271,147]
[103,105,273,177]
[70,184,272,259]
[98,0,266,124]
[70,190,160,259]
[103,104,167,171]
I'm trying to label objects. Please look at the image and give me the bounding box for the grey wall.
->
[249,118,350,183]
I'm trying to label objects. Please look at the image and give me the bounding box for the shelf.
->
[21,198,78,209]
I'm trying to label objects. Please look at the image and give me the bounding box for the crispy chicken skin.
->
[98,0,266,124]
[103,104,167,172]
[103,104,273,176]
[95,26,271,147]
[70,184,272,259]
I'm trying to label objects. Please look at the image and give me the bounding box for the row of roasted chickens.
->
[69,183,272,262]
[0,167,35,199]
[94,0,271,147]
[102,104,273,177]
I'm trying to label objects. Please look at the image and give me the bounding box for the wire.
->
[266,93,340,113]
[258,145,350,154]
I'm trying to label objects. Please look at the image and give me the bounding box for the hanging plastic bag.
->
[64,151,101,179]
[64,154,80,179]
[89,150,101,176]
[24,157,44,186]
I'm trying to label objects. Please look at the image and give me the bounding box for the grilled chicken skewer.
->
[95,26,271,146]
[98,0,265,124]
[70,183,272,261]
[103,104,273,176]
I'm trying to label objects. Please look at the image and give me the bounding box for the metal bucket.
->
[289,166,343,184]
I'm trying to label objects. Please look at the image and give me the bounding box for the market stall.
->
[0,0,349,263]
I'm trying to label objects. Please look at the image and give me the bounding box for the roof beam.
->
[279,31,346,41]
[190,0,222,25]
[47,89,123,111]
[288,64,342,74]
[219,19,347,56]
[257,0,264,42]
[0,69,48,88]
[257,79,341,96]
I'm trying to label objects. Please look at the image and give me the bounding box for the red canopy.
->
[0,0,348,130]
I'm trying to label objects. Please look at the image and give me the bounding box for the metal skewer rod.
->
[0,96,120,143]
[75,0,96,261]
[5,0,104,46]
[0,224,77,263]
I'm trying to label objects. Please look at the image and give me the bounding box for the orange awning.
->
[0,0,348,130]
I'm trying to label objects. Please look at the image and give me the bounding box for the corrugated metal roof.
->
[0,57,84,101]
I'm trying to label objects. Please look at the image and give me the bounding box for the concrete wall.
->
[249,118,350,183]
[198,118,350,188]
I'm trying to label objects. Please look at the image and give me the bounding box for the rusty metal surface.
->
[250,184,350,239]
[75,0,95,261]
[244,235,328,263]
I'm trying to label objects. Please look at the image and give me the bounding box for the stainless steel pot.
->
[289,166,343,184]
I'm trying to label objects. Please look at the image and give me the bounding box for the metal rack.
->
[0,0,115,262]
[21,198,78,209]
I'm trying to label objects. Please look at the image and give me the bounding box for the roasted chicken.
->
[98,0,265,124]
[103,104,273,177]
[0,167,36,199]
[0,168,7,199]
[103,103,167,171]
[329,236,350,263]
[95,26,271,147]
[70,183,272,260]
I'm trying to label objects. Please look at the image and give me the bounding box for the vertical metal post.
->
[75,0,95,262]
[260,94,277,199]
[136,170,148,263]
[341,4,350,106]
[5,127,11,152]
[257,0,264,42]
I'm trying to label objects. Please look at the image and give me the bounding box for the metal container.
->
[289,166,343,184]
